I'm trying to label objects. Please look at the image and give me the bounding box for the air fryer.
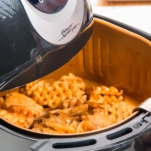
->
[0,1,151,151]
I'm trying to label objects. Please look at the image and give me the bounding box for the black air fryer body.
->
[1,1,151,151]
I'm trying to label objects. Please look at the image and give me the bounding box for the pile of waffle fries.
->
[0,73,133,134]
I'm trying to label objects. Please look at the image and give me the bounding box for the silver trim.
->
[133,98,151,113]
[20,0,84,45]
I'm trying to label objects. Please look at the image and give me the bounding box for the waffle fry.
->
[4,92,44,118]
[76,121,95,133]
[43,115,77,125]
[43,118,76,133]
[87,89,132,123]
[20,80,44,96]
[0,109,34,128]
[86,86,123,96]
[49,104,88,116]
[32,123,59,134]
[20,73,86,109]
[32,115,80,134]
[87,93,104,108]
[63,95,87,109]
[0,73,134,134]
[84,114,115,129]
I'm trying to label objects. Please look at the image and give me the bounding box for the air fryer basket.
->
[0,17,151,151]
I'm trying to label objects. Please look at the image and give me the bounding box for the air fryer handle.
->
[31,112,151,151]
[0,124,37,141]
[31,137,131,151]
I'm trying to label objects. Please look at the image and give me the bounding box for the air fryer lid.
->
[0,0,93,91]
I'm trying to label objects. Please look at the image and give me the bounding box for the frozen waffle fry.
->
[32,123,59,134]
[87,90,132,123]
[20,73,86,109]
[43,118,76,133]
[4,92,44,118]
[85,114,115,129]
[63,95,87,109]
[42,115,80,126]
[87,93,104,108]
[60,104,88,116]
[35,115,79,133]
[50,104,88,116]
[20,80,44,95]
[93,108,104,115]
[76,120,95,133]
[86,86,123,96]
[0,73,135,134]
[60,73,85,90]
[0,109,34,128]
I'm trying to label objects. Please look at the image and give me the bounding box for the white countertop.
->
[92,5,151,35]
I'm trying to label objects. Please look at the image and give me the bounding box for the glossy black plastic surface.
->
[0,0,93,91]
[0,0,54,87]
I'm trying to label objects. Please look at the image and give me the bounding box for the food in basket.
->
[0,109,35,128]
[4,92,44,118]
[20,73,85,109]
[0,73,134,134]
